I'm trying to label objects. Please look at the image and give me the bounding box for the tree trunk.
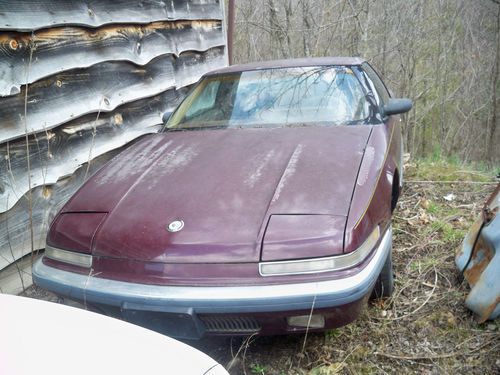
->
[487,4,500,162]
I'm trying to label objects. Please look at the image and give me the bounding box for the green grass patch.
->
[407,159,495,182]
[409,256,441,273]
[250,363,266,374]
[325,328,342,340]
[430,220,466,243]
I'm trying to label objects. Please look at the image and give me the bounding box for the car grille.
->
[199,315,261,333]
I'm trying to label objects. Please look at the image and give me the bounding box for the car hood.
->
[0,294,223,375]
[65,125,372,263]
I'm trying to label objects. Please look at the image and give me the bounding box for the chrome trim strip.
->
[259,226,380,276]
[45,245,92,268]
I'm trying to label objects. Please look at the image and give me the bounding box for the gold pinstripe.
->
[353,123,395,230]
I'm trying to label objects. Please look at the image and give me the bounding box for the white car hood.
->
[0,294,227,375]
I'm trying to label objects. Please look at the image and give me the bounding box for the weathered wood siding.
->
[0,0,228,292]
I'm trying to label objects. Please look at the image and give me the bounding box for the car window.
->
[184,80,220,119]
[362,63,390,105]
[166,66,374,130]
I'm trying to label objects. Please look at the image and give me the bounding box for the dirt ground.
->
[22,161,499,374]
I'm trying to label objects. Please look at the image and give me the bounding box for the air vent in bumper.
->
[199,315,261,333]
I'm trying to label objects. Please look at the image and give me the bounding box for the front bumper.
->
[33,227,392,338]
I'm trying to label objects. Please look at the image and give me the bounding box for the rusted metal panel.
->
[0,46,226,145]
[0,88,187,215]
[0,0,222,31]
[456,184,500,322]
[0,21,224,97]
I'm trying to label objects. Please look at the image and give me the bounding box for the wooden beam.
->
[0,47,226,143]
[0,0,222,31]
[0,21,224,96]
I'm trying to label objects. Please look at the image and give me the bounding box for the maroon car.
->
[34,57,412,339]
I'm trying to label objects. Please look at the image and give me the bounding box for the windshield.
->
[165,66,373,130]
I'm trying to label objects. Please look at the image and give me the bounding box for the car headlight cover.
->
[45,245,93,268]
[259,226,380,276]
[47,212,107,254]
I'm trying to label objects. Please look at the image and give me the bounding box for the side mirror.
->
[383,98,413,116]
[162,111,172,124]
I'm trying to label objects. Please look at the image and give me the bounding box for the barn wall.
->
[0,0,228,293]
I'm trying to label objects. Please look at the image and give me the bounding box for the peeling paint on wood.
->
[0,21,224,96]
[0,0,222,31]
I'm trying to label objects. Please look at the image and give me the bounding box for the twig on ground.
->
[24,33,35,264]
[390,266,438,321]
[393,227,420,240]
[300,285,318,358]
[406,180,497,185]
[375,339,498,361]
[240,333,258,375]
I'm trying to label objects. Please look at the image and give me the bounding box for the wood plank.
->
[0,88,187,213]
[0,21,225,96]
[0,46,226,143]
[0,0,222,31]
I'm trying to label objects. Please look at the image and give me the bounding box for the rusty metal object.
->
[0,0,222,31]
[0,46,226,145]
[0,21,224,96]
[456,183,500,322]
[483,183,500,224]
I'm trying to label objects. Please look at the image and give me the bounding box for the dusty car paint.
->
[34,57,410,338]
[56,126,371,266]
[345,117,402,253]
[456,183,500,322]
[262,215,345,261]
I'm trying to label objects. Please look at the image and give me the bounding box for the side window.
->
[362,63,391,104]
[185,80,220,118]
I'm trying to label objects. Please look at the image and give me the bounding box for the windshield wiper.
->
[163,125,228,132]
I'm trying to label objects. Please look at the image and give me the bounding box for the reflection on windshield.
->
[166,66,372,130]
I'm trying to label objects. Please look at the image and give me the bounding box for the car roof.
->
[205,57,367,76]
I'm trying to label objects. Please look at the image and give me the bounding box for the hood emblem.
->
[167,220,184,233]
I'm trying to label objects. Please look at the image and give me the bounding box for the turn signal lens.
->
[45,246,92,268]
[287,314,325,328]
